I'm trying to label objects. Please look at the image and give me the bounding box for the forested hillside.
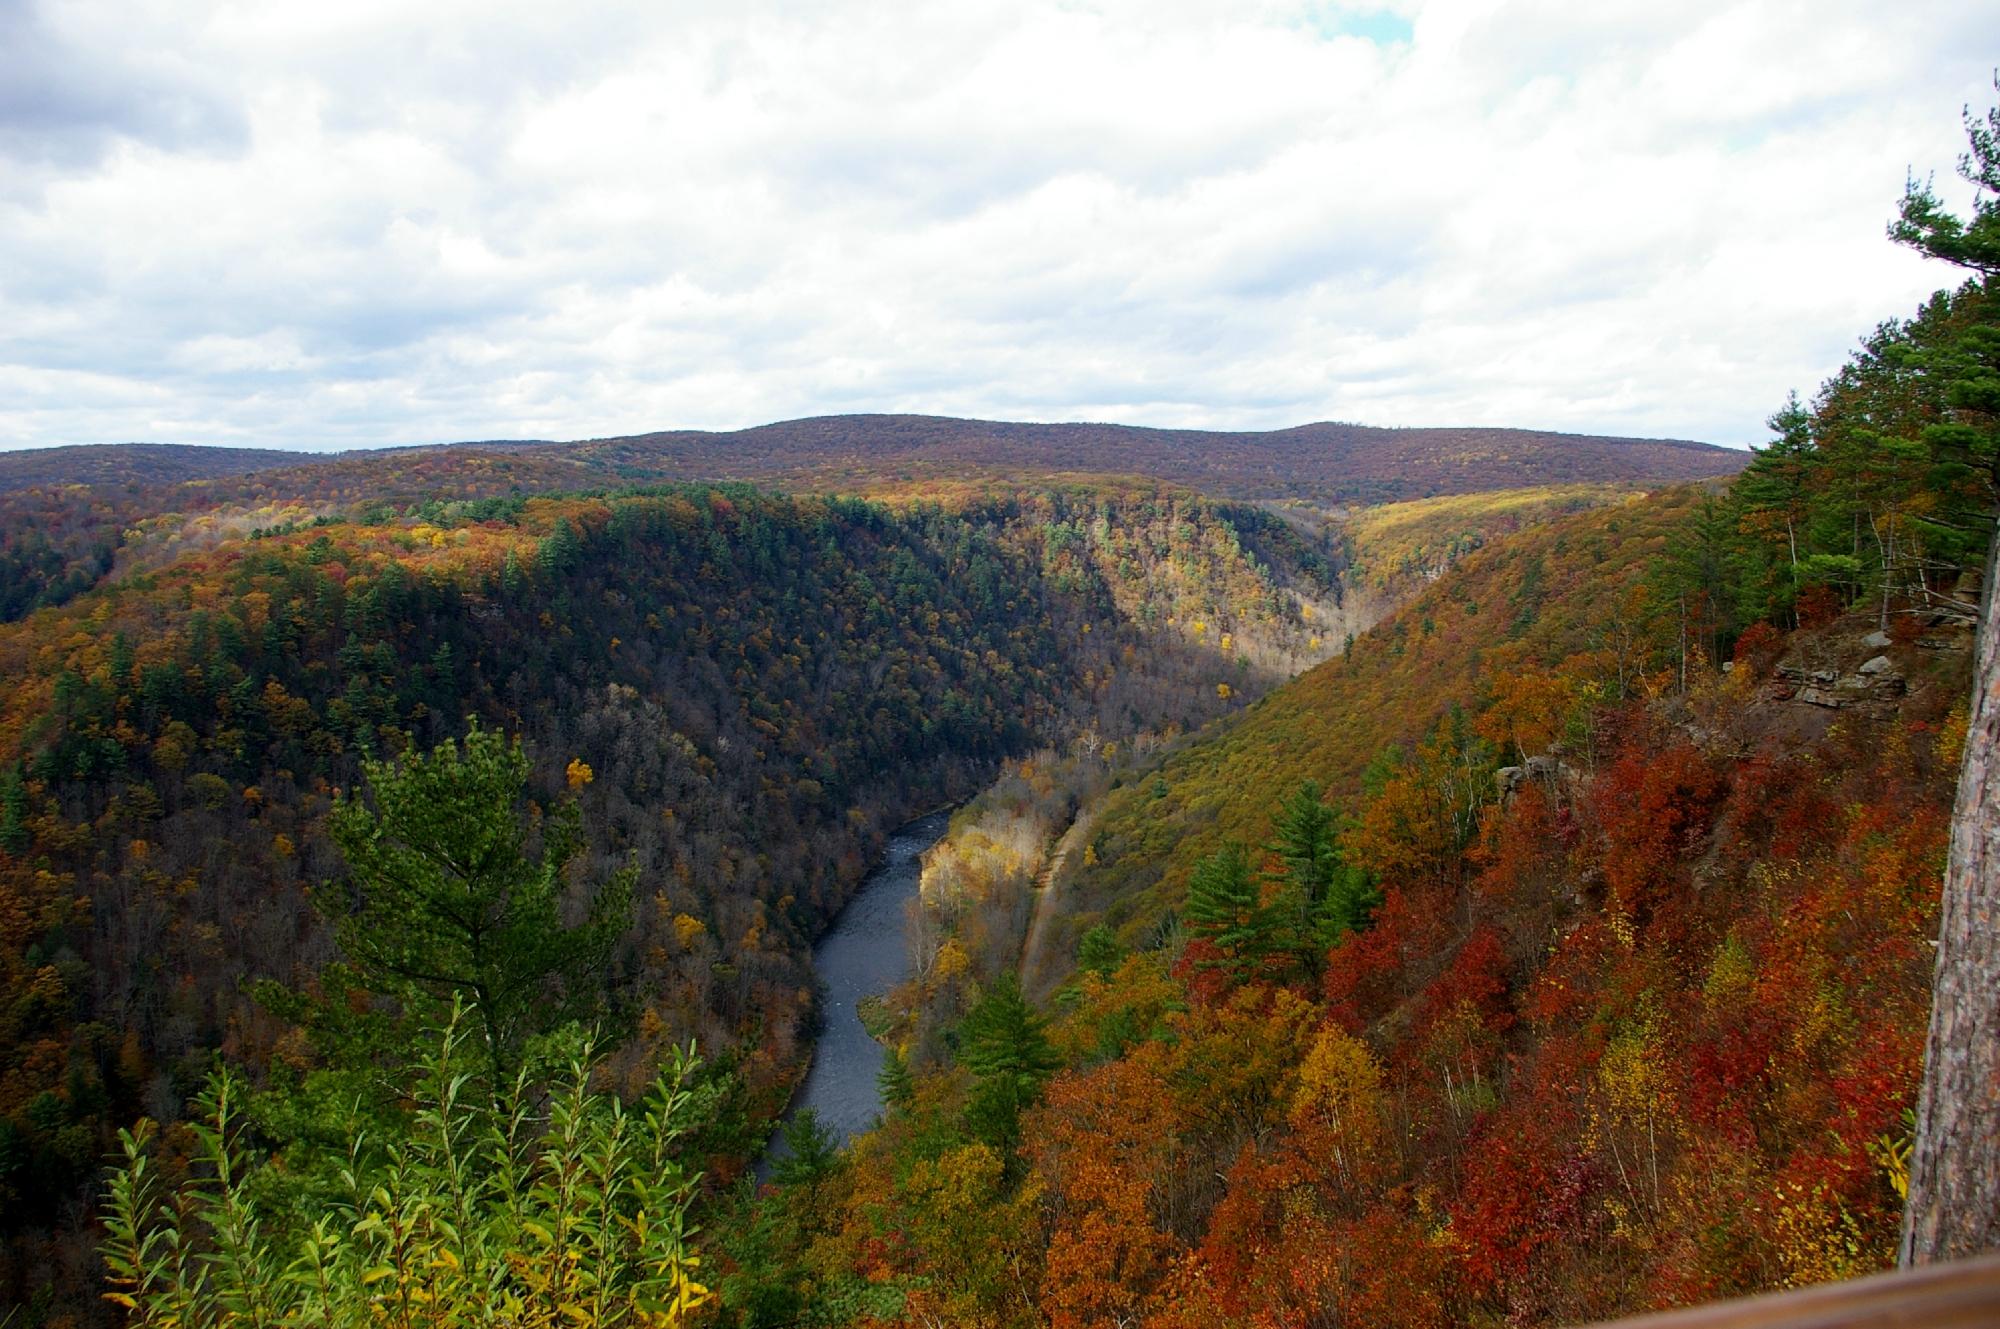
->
[718,449,1982,1329]
[0,416,1739,627]
[0,478,1359,1308]
[0,445,314,494]
[528,415,1741,503]
[703,132,2000,1324]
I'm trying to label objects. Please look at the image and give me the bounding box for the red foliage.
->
[1417,926,1514,1038]
[1731,621,1785,673]
[1471,782,1561,909]
[1795,584,1843,628]
[1520,919,1617,1028]
[1722,750,1837,864]
[1451,1109,1597,1295]
[1194,1145,1298,1313]
[1682,1005,1782,1145]
[1320,887,1417,1030]
[1170,937,1235,1008]
[1594,740,1728,923]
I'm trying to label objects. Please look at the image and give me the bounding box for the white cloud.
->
[0,0,1993,451]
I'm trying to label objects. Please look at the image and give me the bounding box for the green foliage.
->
[1181,784,1379,986]
[957,976,1060,1151]
[101,1010,712,1328]
[876,1049,916,1112]
[1649,493,1746,669]
[1891,81,2000,277]
[1264,780,1376,969]
[1077,924,1123,977]
[1182,842,1265,978]
[770,1109,841,1190]
[1705,90,2000,635]
[283,722,633,1085]
[1268,781,1339,910]
[0,765,26,854]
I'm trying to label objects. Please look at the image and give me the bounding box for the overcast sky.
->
[2,0,1995,453]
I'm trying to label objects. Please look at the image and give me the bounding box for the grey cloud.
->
[0,0,247,168]
[3,1,1998,453]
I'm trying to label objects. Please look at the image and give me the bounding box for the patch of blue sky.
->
[1295,4,1414,46]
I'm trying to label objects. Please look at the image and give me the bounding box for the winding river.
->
[770,809,952,1158]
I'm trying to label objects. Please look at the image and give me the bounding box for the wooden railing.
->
[1583,1255,2000,1328]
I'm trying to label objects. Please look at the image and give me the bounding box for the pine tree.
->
[1269,781,1338,906]
[1077,925,1122,977]
[1892,86,2000,278]
[771,1109,840,1189]
[1267,781,1336,978]
[1736,394,1815,604]
[537,517,582,578]
[1264,781,1379,978]
[1651,495,1745,685]
[877,1047,916,1111]
[266,721,633,1087]
[957,976,1059,1151]
[1183,842,1266,979]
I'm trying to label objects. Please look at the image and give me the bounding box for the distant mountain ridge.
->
[0,441,317,492]
[0,413,1744,501]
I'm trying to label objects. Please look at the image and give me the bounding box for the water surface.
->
[773,809,950,1153]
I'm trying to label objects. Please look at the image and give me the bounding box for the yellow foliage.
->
[1597,1024,1667,1118]
[1290,1026,1388,1133]
[1702,933,1754,1008]
[1939,698,1969,772]
[1769,1180,1873,1288]
[566,758,595,789]
[933,938,972,983]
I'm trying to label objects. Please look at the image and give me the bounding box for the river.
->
[769,808,952,1159]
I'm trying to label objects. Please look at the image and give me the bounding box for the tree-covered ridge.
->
[0,416,1741,506]
[558,415,1740,505]
[0,411,1739,625]
[0,445,314,495]
[1059,487,1682,948]
[0,478,1355,1308]
[1325,482,1641,597]
[0,450,592,625]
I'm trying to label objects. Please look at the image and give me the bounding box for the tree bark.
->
[1904,550,2000,1264]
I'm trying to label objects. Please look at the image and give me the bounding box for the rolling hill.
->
[0,415,1744,502]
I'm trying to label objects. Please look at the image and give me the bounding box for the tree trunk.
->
[1903,540,2000,1265]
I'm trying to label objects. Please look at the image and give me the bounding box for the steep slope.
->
[1063,488,1696,950]
[728,483,1970,1326]
[0,477,1344,1305]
